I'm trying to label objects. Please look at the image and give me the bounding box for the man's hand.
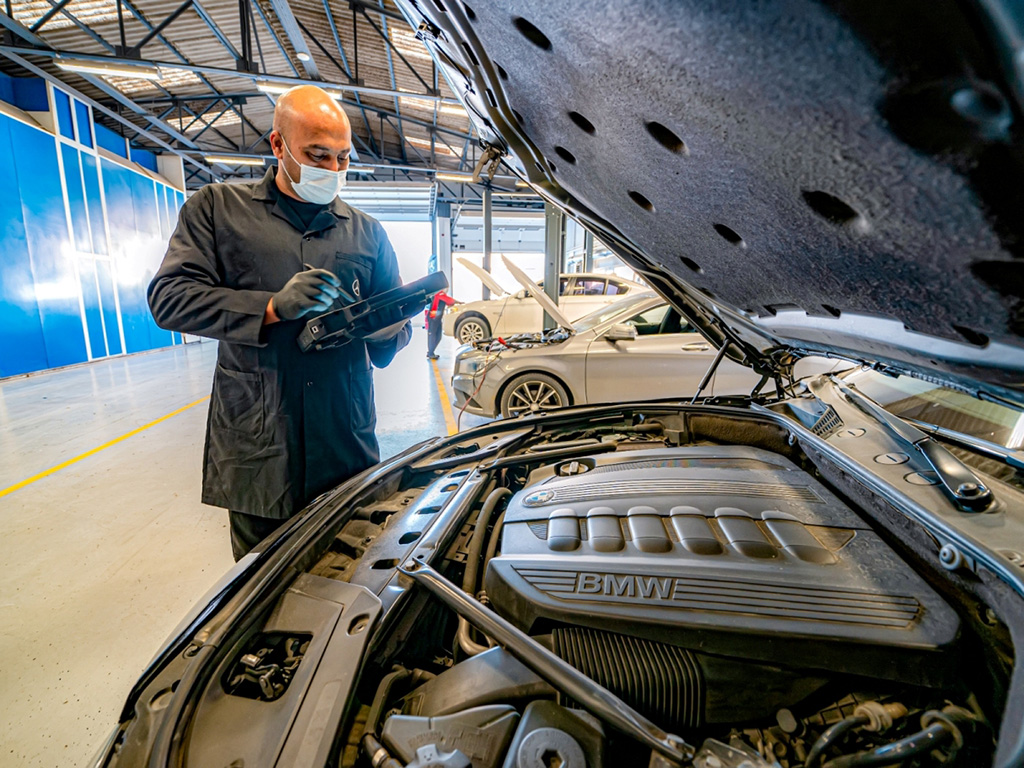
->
[271,268,341,320]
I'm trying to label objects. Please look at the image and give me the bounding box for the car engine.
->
[320,414,996,768]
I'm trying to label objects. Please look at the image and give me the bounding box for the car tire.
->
[499,373,570,418]
[455,314,491,344]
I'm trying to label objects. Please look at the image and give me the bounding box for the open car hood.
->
[457,256,510,297]
[501,255,576,331]
[398,0,1024,407]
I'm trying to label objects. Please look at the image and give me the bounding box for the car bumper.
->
[451,372,496,417]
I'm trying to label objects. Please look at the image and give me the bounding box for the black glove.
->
[272,268,341,320]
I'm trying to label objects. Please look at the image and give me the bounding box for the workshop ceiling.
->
[0,0,478,188]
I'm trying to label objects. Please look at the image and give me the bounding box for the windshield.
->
[844,368,1024,450]
[572,293,658,332]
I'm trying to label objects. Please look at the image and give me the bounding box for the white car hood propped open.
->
[502,255,576,331]
[457,257,510,298]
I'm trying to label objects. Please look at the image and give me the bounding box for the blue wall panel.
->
[78,259,107,358]
[10,119,88,369]
[130,147,158,172]
[61,144,91,253]
[81,153,107,255]
[74,100,92,148]
[95,123,127,158]
[102,160,148,355]
[158,184,170,238]
[9,76,49,112]
[0,115,49,377]
[102,160,174,354]
[0,86,183,378]
[95,260,122,356]
[52,88,74,141]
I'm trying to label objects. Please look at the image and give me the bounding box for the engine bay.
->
[154,405,1016,768]
[313,411,1002,768]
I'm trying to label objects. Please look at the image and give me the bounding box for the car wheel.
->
[500,373,570,418]
[455,315,490,344]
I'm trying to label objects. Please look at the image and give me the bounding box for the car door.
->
[583,305,761,402]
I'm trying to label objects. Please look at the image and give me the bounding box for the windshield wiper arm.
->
[833,379,995,512]
[903,417,1024,471]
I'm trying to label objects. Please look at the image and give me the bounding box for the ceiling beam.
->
[265,0,319,79]
[0,49,220,179]
[0,44,454,101]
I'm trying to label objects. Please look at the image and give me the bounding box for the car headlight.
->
[458,353,497,376]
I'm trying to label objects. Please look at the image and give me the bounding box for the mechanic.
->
[148,85,411,561]
[425,288,457,360]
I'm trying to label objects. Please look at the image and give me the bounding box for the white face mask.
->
[279,137,347,205]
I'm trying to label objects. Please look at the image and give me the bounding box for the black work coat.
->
[148,168,411,519]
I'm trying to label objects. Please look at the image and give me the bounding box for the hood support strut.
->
[690,342,732,404]
[398,557,694,766]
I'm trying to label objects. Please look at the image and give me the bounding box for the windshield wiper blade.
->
[903,417,1024,471]
[833,379,995,512]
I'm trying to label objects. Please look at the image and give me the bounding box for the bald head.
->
[270,85,352,200]
[273,85,351,136]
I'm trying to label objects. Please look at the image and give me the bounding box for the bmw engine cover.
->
[484,446,959,685]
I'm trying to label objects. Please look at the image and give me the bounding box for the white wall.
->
[381,221,433,283]
[450,252,546,302]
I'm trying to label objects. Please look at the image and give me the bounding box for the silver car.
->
[453,290,764,418]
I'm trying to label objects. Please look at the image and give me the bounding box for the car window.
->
[606,280,629,295]
[621,304,690,335]
[570,278,607,296]
[573,294,658,332]
[558,277,569,296]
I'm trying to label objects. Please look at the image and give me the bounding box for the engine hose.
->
[457,488,512,657]
[482,510,507,571]
[820,722,954,768]
[805,716,870,767]
[820,706,982,768]
[464,487,512,595]
[362,733,402,768]
[366,667,409,736]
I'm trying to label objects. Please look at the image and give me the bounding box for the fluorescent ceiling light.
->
[436,172,474,183]
[204,155,266,166]
[257,81,345,99]
[104,66,202,96]
[56,57,162,80]
[348,166,375,174]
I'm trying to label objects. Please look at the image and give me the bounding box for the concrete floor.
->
[0,325,481,768]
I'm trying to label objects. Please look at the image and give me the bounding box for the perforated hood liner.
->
[400,0,1024,404]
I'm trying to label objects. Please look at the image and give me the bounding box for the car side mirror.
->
[514,289,528,299]
[604,323,638,342]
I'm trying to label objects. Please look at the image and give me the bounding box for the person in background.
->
[426,289,458,360]
[148,85,411,560]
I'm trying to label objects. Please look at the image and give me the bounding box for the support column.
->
[583,229,594,272]
[543,202,564,329]
[435,201,452,291]
[481,186,492,300]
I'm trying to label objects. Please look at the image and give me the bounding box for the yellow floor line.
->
[0,395,211,500]
[430,359,458,436]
